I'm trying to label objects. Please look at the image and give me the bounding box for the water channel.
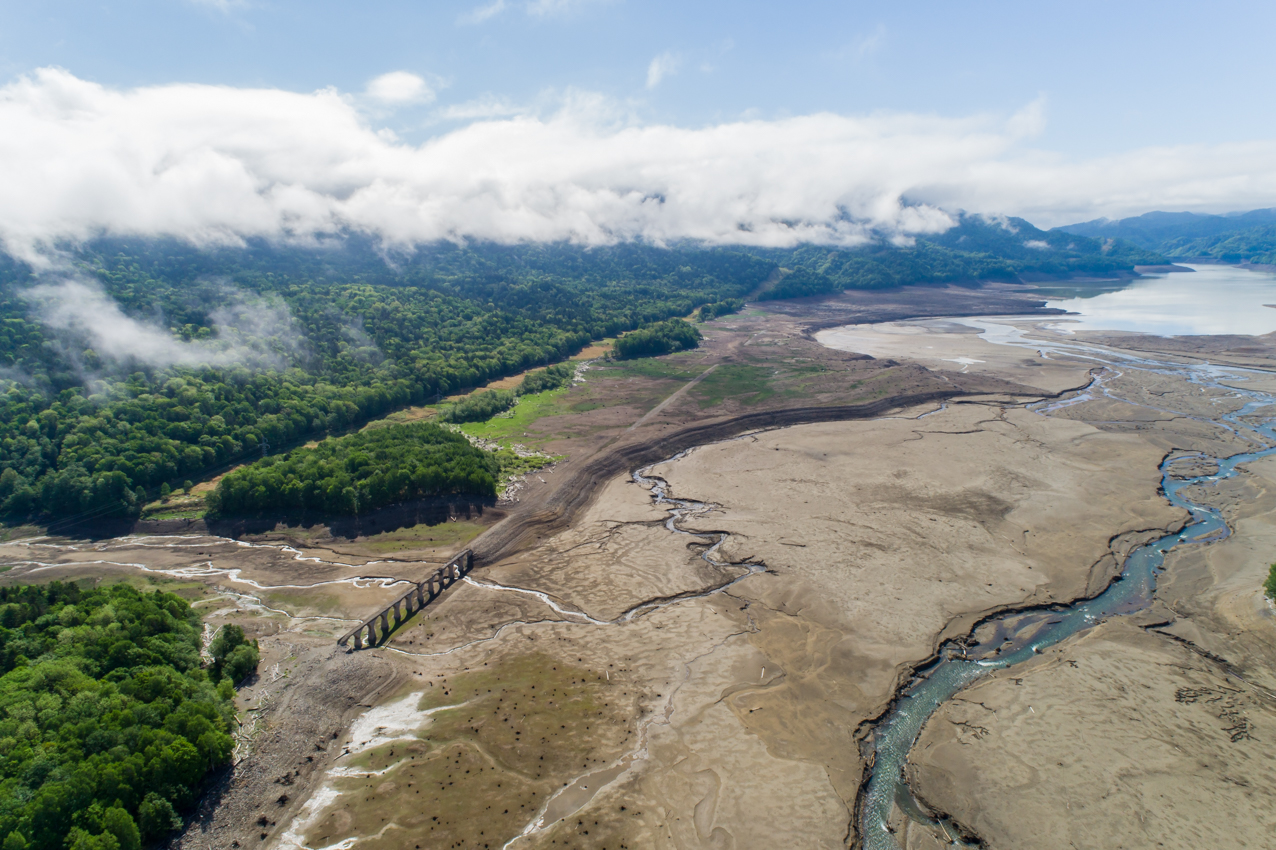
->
[853,267,1276,848]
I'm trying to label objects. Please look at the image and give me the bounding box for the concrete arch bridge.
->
[338,549,473,650]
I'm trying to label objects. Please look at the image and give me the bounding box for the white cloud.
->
[458,0,507,25]
[24,278,303,370]
[189,0,244,9]
[646,52,681,90]
[365,71,435,105]
[1007,94,1047,139]
[853,24,886,60]
[1,68,1275,263]
[827,24,886,65]
[434,95,527,122]
[525,0,607,17]
[461,0,604,22]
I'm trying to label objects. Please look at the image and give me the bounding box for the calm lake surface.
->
[1038,264,1276,336]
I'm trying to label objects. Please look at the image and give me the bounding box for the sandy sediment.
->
[908,618,1276,850]
[485,398,1179,849]
[910,457,1276,850]
[848,316,1276,850]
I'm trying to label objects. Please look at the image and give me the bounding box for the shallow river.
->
[851,270,1276,848]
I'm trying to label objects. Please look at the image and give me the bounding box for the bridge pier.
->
[338,549,475,651]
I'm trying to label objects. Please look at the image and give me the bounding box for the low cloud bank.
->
[24,278,307,372]
[2,68,1274,262]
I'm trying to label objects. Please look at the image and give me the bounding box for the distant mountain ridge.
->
[1056,208,1276,264]
[756,212,1163,299]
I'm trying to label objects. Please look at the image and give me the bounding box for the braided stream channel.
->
[854,322,1276,849]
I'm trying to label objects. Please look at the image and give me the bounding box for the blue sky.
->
[0,1,1273,255]
[4,0,1273,155]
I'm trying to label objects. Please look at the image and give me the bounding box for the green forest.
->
[207,421,499,516]
[0,240,773,524]
[1162,225,1276,264]
[613,318,702,359]
[759,214,1164,299]
[0,225,1160,524]
[1057,208,1276,263]
[0,581,247,850]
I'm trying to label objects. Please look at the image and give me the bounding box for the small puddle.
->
[539,760,635,824]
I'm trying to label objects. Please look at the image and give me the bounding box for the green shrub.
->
[438,389,516,423]
[613,319,702,360]
[137,794,182,842]
[1265,563,1276,600]
[695,299,744,322]
[209,624,259,685]
[758,269,839,300]
[517,363,575,396]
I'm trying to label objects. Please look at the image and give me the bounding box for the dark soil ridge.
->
[57,495,497,542]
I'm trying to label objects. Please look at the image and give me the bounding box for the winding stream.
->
[855,321,1276,849]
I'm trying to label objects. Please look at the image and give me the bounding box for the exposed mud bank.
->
[472,383,1100,568]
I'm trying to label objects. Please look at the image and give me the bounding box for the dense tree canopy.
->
[437,390,516,424]
[0,582,236,850]
[613,319,702,359]
[207,420,499,516]
[516,363,575,396]
[758,214,1165,299]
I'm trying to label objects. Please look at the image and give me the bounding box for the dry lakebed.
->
[4,268,1276,849]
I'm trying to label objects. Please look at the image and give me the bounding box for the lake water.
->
[1037,264,1276,336]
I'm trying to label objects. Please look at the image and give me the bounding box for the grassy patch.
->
[302,654,632,850]
[459,386,573,442]
[0,523,43,542]
[600,356,703,382]
[692,364,780,408]
[141,491,208,520]
[492,448,556,487]
[361,520,487,554]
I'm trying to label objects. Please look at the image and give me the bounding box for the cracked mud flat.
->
[256,389,1180,850]
[833,318,1276,850]
[907,457,1276,850]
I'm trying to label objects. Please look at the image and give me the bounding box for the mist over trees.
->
[0,240,772,523]
[0,226,1162,523]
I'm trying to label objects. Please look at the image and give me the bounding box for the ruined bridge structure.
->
[338,549,473,650]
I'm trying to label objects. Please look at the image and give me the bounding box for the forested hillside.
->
[1057,208,1276,263]
[0,228,1159,524]
[758,214,1163,299]
[0,240,773,524]
[0,581,240,850]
